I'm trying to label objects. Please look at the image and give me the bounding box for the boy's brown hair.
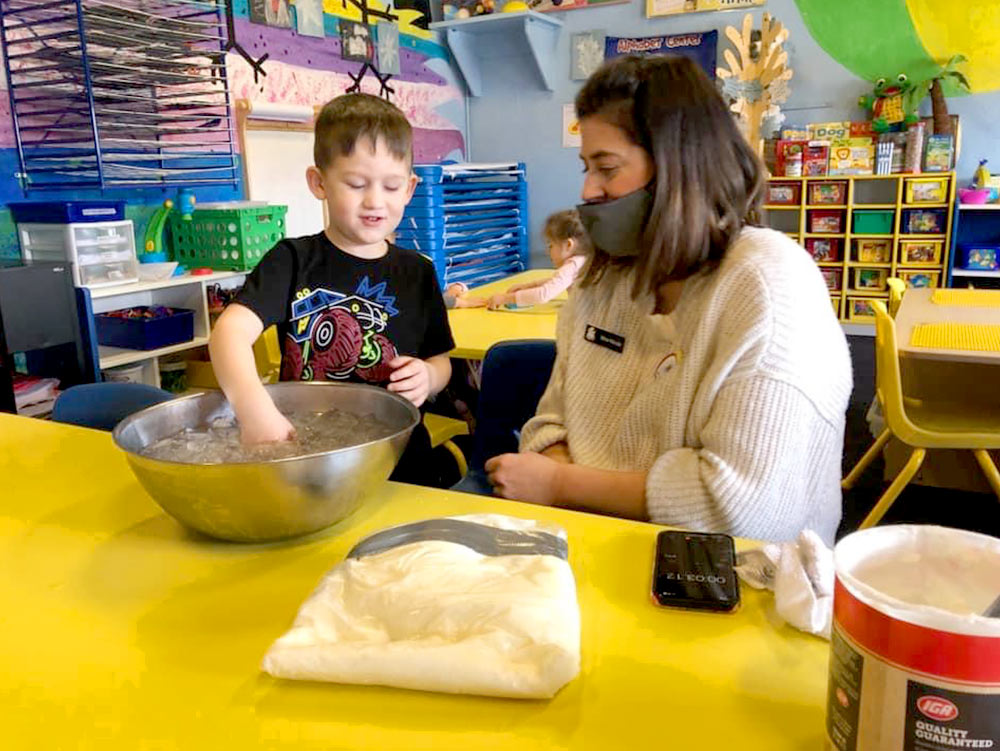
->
[575,55,764,298]
[543,209,591,255]
[313,93,413,169]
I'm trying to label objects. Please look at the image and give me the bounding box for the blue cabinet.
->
[949,205,1000,288]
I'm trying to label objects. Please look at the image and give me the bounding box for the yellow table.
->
[448,270,561,359]
[896,287,1000,364]
[0,415,829,750]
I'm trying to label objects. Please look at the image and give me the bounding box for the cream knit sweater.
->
[520,227,852,545]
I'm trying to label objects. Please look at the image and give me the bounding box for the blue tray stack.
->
[396,163,530,289]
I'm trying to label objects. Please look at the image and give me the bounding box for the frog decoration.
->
[858,73,923,133]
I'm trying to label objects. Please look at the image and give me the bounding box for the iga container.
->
[169,202,287,272]
[826,525,1000,751]
[855,239,891,263]
[848,297,879,322]
[96,306,194,351]
[902,209,947,235]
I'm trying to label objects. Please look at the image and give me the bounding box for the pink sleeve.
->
[513,257,585,307]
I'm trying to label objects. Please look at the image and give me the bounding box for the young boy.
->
[209,93,454,486]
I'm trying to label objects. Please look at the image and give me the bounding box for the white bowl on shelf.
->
[137,262,179,281]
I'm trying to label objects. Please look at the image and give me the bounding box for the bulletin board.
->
[236,100,327,239]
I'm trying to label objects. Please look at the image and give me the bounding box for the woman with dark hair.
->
[485,55,852,544]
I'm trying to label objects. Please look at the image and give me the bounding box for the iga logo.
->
[917,696,959,722]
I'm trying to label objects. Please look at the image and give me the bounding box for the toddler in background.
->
[488,209,590,310]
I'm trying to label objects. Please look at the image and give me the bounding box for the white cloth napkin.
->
[735,529,835,639]
[261,514,581,699]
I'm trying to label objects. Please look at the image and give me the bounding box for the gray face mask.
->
[576,186,653,258]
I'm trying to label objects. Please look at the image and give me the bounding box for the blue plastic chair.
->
[452,340,557,496]
[52,382,174,431]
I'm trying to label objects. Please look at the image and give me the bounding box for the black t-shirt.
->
[236,233,454,384]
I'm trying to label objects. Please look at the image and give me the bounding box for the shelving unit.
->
[949,204,1000,288]
[77,271,245,387]
[430,12,563,96]
[764,173,956,325]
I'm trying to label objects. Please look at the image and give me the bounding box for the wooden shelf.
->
[766,172,954,324]
[89,271,243,299]
[430,11,563,96]
[99,336,211,369]
[952,269,1000,277]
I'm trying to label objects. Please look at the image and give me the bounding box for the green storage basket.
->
[852,209,895,235]
[169,204,287,271]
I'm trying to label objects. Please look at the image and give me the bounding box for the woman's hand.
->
[387,356,432,406]
[488,293,516,310]
[485,452,562,505]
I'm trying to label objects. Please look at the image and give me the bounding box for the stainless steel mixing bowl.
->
[112,382,419,543]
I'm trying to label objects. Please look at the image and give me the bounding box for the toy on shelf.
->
[858,74,922,133]
[856,239,891,263]
[963,247,1000,271]
[142,189,196,266]
[717,13,793,157]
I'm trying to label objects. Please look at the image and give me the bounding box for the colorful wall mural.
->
[793,0,999,95]
[0,0,466,258]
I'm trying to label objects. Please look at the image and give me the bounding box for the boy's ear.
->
[306,166,326,200]
[405,172,418,203]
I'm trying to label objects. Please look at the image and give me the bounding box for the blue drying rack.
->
[396,162,530,289]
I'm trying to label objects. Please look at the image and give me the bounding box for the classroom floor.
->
[838,335,1000,540]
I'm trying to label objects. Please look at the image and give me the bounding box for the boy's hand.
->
[238,401,295,445]
[487,293,516,310]
[387,356,432,406]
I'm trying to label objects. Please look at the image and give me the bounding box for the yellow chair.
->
[843,301,1000,529]
[886,277,905,317]
[423,413,469,479]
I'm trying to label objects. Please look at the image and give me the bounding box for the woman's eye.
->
[347,182,365,189]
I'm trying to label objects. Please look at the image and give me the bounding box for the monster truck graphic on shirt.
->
[281,276,400,384]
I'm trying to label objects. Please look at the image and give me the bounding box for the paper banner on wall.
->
[571,30,606,81]
[605,31,718,80]
[340,20,374,63]
[647,0,764,18]
[250,0,291,28]
[563,104,581,149]
[295,0,325,37]
[529,0,629,11]
[377,22,400,75]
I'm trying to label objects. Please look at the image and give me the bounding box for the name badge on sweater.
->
[584,324,625,353]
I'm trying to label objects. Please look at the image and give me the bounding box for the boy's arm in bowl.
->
[209,303,294,444]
